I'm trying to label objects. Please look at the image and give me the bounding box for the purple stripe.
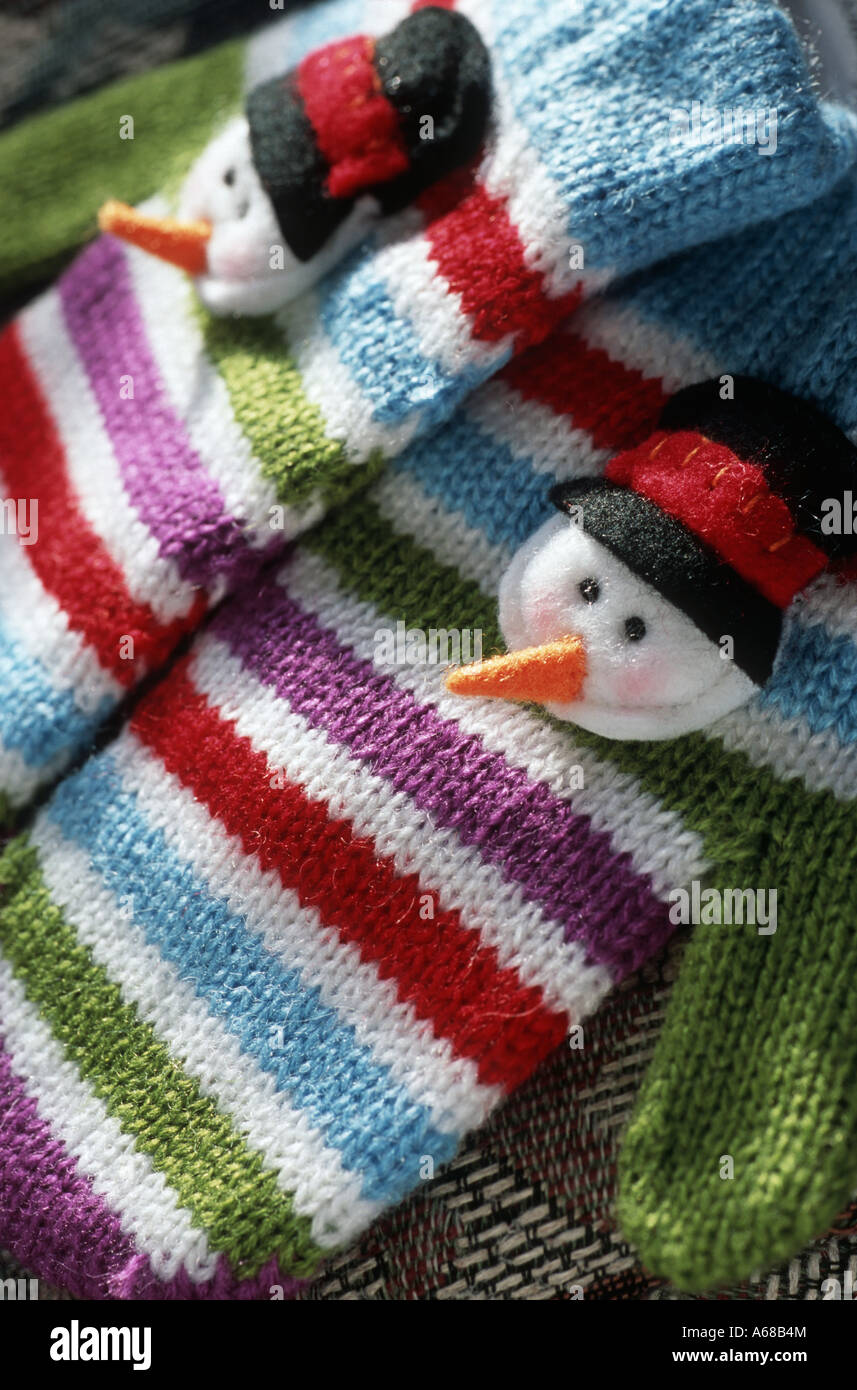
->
[211,570,672,977]
[0,1037,306,1300]
[58,236,264,590]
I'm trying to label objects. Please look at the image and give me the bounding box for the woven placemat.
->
[291,934,857,1301]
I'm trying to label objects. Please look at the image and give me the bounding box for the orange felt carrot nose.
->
[98,200,211,276]
[445,634,587,705]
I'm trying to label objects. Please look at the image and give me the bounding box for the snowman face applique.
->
[175,116,379,316]
[496,515,756,740]
[96,8,492,317]
[175,117,289,315]
[445,377,857,742]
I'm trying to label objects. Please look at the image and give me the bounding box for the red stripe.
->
[131,661,568,1091]
[0,322,204,684]
[498,330,669,451]
[408,0,579,356]
[421,183,583,351]
[298,36,409,200]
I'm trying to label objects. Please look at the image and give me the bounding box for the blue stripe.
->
[47,752,456,1203]
[393,411,554,550]
[612,179,857,437]
[319,248,497,431]
[762,618,857,744]
[0,618,110,768]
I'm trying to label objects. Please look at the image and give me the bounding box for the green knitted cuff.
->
[617,771,857,1291]
[0,39,245,297]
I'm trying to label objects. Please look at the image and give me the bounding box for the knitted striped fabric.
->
[610,183,857,1287]
[7,161,857,1296]
[1,0,855,817]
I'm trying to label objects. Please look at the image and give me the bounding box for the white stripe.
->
[482,69,613,301]
[795,570,857,645]
[0,509,122,714]
[0,946,218,1283]
[375,469,510,591]
[0,738,69,811]
[375,227,511,379]
[364,0,413,33]
[190,633,609,1026]
[707,574,857,801]
[244,14,300,89]
[282,288,423,460]
[117,722,500,1134]
[459,0,612,300]
[576,299,720,395]
[18,286,195,623]
[467,376,612,479]
[713,701,857,802]
[283,546,710,897]
[32,811,378,1250]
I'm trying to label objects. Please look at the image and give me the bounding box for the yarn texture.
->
[6,163,857,1293]
[1,0,855,815]
[3,0,857,1299]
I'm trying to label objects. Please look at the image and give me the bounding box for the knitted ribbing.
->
[0,0,853,816]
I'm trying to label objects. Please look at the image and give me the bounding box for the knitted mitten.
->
[1,0,854,819]
[601,176,857,1290]
[0,348,695,1297]
[12,150,857,1295]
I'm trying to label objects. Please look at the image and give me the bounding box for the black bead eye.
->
[223,167,236,186]
[624,616,646,642]
[578,577,600,604]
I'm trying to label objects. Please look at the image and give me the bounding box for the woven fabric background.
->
[0,0,303,130]
[5,928,856,1300]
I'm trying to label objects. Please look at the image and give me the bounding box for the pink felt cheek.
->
[613,659,671,705]
[527,595,575,645]
[208,233,264,282]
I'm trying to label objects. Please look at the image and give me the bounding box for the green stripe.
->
[198,307,385,511]
[309,493,504,648]
[0,835,323,1278]
[308,491,840,868]
[0,40,245,296]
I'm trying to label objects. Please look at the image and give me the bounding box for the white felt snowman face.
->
[97,9,493,316]
[176,116,287,315]
[98,115,378,317]
[176,116,378,315]
[452,515,756,740]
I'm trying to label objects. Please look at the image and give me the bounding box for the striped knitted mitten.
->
[1,0,855,817]
[607,175,857,1290]
[13,150,857,1294]
[0,329,699,1297]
